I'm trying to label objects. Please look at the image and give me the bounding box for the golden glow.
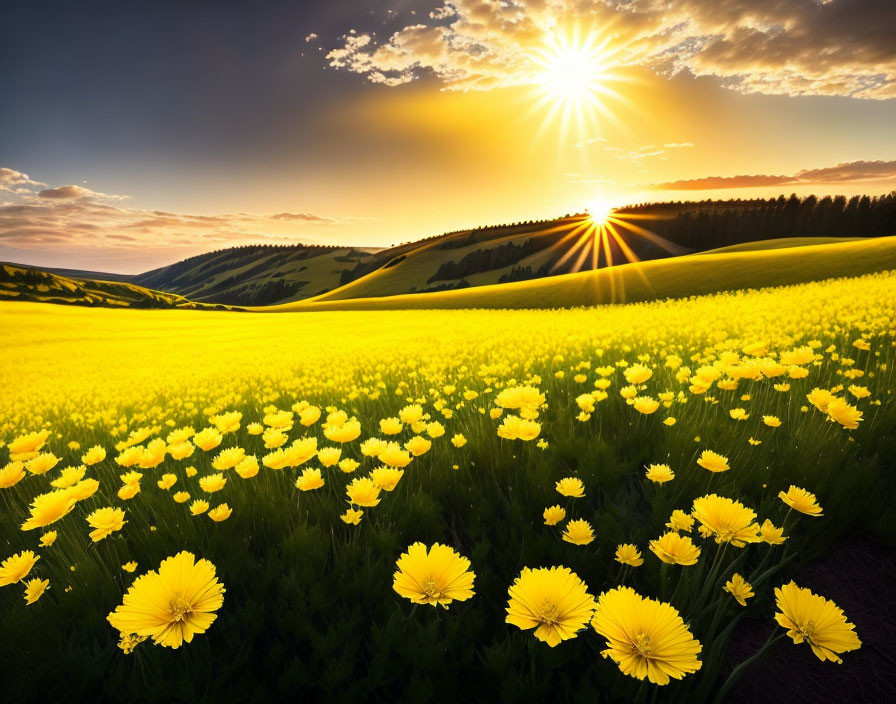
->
[586,200,615,226]
[529,26,629,140]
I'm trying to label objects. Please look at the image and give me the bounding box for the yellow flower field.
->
[0,270,893,701]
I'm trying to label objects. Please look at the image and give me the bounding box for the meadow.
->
[1,269,894,702]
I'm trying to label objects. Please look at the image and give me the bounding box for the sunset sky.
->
[1,0,895,273]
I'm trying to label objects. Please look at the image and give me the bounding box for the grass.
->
[270,235,896,311]
[1,270,894,702]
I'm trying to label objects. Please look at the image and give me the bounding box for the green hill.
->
[0,264,236,310]
[131,244,380,306]
[269,235,896,311]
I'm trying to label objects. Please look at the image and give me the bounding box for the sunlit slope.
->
[0,263,228,309]
[306,215,682,303]
[270,235,896,311]
[697,237,865,255]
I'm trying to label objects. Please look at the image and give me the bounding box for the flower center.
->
[168,593,193,622]
[799,620,816,640]
[540,600,560,626]
[633,632,652,657]
[422,576,440,599]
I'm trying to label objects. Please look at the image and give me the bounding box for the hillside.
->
[269,235,896,311]
[0,263,235,309]
[131,244,380,306]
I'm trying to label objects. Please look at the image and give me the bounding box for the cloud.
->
[0,167,46,194]
[649,159,896,190]
[326,0,896,98]
[38,184,128,200]
[0,166,345,266]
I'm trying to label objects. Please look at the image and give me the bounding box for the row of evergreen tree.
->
[616,193,896,250]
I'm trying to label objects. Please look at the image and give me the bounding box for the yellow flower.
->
[697,449,730,473]
[23,577,49,604]
[39,531,57,547]
[379,417,403,435]
[496,414,541,441]
[185,465,198,477]
[340,508,363,525]
[0,461,26,488]
[398,404,425,424]
[234,455,259,479]
[295,467,325,491]
[199,473,227,493]
[666,509,694,533]
[543,505,566,526]
[774,581,861,663]
[393,542,475,607]
[370,466,404,491]
[562,519,595,545]
[211,447,245,471]
[346,477,381,507]
[338,458,360,474]
[70,478,99,502]
[317,446,342,467]
[591,586,702,685]
[848,385,870,399]
[505,566,595,647]
[167,441,195,460]
[759,518,787,545]
[451,433,467,448]
[210,411,242,434]
[118,483,141,500]
[0,550,40,586]
[645,463,674,484]
[762,415,782,428]
[26,452,60,475]
[729,408,749,421]
[122,561,138,572]
[246,422,264,435]
[299,405,321,426]
[615,544,643,567]
[404,435,432,456]
[649,532,701,565]
[8,429,50,461]
[624,363,653,385]
[208,504,232,522]
[807,387,834,412]
[724,573,754,606]
[555,477,585,498]
[825,398,863,429]
[173,491,190,503]
[86,507,126,542]
[378,442,412,468]
[192,427,223,451]
[324,418,361,443]
[107,551,225,649]
[81,445,106,465]
[778,485,823,516]
[157,473,177,490]
[50,465,86,489]
[21,489,78,531]
[190,500,209,515]
[691,494,761,547]
[632,396,660,414]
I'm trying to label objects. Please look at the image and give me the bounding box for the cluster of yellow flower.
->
[0,270,891,690]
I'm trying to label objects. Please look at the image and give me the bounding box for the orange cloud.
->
[650,160,896,190]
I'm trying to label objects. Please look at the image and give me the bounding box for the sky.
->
[1,0,895,273]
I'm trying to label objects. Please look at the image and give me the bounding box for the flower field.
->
[1,270,894,702]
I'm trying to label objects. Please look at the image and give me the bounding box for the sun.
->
[586,200,615,226]
[528,26,626,138]
[535,32,610,106]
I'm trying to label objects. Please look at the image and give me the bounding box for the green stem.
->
[712,632,785,704]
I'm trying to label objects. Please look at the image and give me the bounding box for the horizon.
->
[2,0,895,273]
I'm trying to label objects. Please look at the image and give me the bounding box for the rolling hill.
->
[0,263,238,309]
[269,235,896,311]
